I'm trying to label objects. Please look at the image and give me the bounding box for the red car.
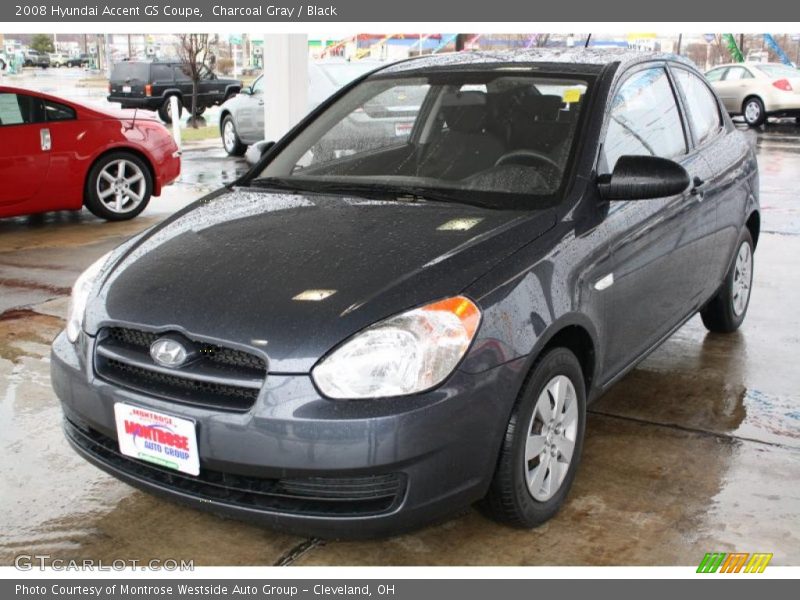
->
[0,85,180,221]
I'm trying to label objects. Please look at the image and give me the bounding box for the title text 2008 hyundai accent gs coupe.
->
[51,49,759,538]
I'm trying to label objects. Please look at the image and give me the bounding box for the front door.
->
[0,92,50,207]
[598,66,713,381]
[237,76,265,143]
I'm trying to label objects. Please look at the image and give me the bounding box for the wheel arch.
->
[219,109,233,133]
[746,209,761,249]
[520,315,600,400]
[83,146,158,204]
[742,94,765,114]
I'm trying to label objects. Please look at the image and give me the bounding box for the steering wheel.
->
[494,149,562,175]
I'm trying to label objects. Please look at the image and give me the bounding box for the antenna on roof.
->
[584,34,592,48]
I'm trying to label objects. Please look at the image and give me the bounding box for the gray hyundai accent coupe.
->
[52,49,759,538]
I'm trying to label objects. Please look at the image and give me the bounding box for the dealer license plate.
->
[122,85,132,93]
[114,403,200,476]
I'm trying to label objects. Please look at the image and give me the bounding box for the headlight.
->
[312,296,481,399]
[66,252,112,343]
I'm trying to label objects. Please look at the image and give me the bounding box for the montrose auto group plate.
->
[114,403,200,476]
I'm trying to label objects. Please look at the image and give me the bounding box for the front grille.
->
[95,327,266,411]
[106,327,266,371]
[65,418,405,517]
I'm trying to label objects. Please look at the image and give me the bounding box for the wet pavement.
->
[1,124,799,566]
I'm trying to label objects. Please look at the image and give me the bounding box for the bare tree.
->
[175,34,216,128]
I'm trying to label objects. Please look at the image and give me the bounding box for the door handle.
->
[691,175,705,198]
[40,128,51,151]
[258,100,264,106]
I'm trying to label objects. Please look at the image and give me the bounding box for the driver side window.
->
[0,92,44,127]
[603,67,687,172]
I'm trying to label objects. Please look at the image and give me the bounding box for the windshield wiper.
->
[249,177,493,209]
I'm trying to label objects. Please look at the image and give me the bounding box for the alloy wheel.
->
[745,101,761,124]
[223,120,237,153]
[524,374,579,502]
[96,159,146,214]
[732,241,753,316]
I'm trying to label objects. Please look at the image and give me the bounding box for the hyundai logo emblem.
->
[150,337,188,368]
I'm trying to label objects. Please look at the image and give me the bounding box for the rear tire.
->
[743,97,766,127]
[701,228,754,333]
[84,152,153,221]
[221,115,246,156]
[480,348,586,528]
[157,96,182,124]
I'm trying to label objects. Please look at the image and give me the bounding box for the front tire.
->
[481,348,586,528]
[743,97,766,127]
[221,115,246,156]
[84,152,152,221]
[701,229,754,333]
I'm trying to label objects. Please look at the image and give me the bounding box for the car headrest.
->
[441,91,490,134]
[520,94,563,121]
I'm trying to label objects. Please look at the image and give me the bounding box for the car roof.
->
[378,48,698,75]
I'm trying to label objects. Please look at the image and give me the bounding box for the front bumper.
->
[51,332,525,538]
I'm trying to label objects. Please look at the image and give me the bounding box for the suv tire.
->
[158,96,183,124]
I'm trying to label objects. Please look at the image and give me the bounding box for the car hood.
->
[87,187,556,372]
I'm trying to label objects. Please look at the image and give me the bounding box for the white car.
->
[706,62,800,126]
[49,52,69,67]
[219,60,387,158]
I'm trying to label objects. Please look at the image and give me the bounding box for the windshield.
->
[255,71,591,209]
[319,62,383,86]
[755,64,800,78]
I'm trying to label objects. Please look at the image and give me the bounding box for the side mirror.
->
[597,155,690,201]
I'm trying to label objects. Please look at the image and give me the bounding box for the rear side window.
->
[0,92,44,126]
[151,64,173,81]
[44,100,75,122]
[723,67,754,81]
[603,67,686,171]
[673,69,723,145]
[173,66,191,81]
[705,68,726,82]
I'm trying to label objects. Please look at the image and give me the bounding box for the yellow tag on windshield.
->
[563,88,582,104]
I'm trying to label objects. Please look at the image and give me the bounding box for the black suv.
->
[107,61,242,123]
[65,54,92,68]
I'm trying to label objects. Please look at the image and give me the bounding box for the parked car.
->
[52,49,759,538]
[65,54,92,68]
[220,60,415,158]
[49,53,69,68]
[0,85,180,221]
[705,62,800,126]
[23,50,50,68]
[107,60,242,124]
